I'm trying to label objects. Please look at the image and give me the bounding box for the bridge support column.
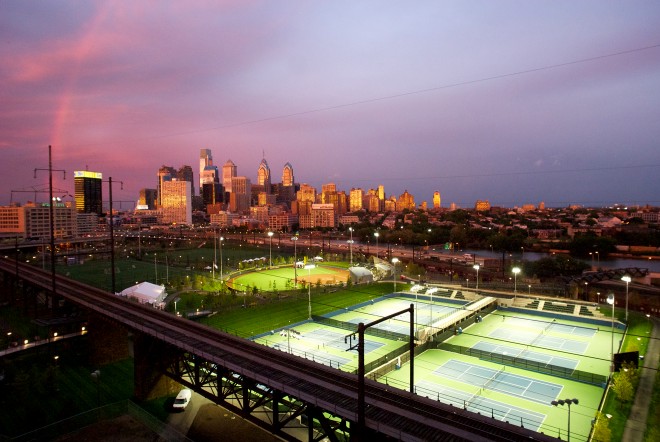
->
[87,313,130,366]
[133,332,178,401]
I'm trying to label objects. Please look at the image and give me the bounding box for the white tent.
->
[118,282,167,306]
[349,266,374,284]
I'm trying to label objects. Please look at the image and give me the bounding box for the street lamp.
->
[551,398,579,442]
[472,264,480,291]
[512,267,521,298]
[268,231,274,268]
[304,264,315,319]
[392,258,399,293]
[292,235,299,286]
[348,227,354,266]
[607,293,615,374]
[622,275,631,322]
[219,236,224,280]
[374,232,380,259]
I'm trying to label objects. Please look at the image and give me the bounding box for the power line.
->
[28,43,660,150]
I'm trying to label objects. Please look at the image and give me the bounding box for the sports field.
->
[228,264,350,291]
[249,293,611,441]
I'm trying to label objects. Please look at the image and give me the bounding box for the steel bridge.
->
[0,258,558,442]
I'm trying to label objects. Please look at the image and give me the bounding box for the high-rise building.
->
[397,190,415,211]
[257,159,271,193]
[177,165,194,197]
[282,162,294,187]
[160,180,192,225]
[138,188,157,210]
[475,200,491,212]
[223,160,237,193]
[378,185,385,201]
[74,171,103,215]
[297,184,317,203]
[157,166,176,208]
[229,176,251,213]
[433,191,441,209]
[199,149,213,194]
[349,188,364,212]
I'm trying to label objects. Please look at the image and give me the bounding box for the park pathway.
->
[622,317,659,442]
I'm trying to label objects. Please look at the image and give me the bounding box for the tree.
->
[591,412,612,442]
[612,370,633,407]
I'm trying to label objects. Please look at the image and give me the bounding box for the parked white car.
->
[172,388,192,410]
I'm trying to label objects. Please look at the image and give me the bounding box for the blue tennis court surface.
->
[506,317,596,338]
[415,380,545,431]
[472,341,579,370]
[303,328,385,354]
[271,343,351,368]
[489,327,589,354]
[434,359,563,404]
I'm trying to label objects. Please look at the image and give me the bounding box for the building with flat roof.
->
[74,170,103,215]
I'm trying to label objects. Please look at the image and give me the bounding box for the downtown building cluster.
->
[129,148,444,232]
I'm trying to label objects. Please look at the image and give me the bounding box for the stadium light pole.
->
[551,398,578,442]
[305,264,315,319]
[219,236,224,280]
[392,258,399,293]
[348,227,354,266]
[292,235,299,286]
[607,293,615,375]
[622,275,631,322]
[374,232,380,259]
[268,231,274,268]
[473,264,480,291]
[512,267,521,300]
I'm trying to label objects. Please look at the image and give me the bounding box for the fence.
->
[439,342,607,386]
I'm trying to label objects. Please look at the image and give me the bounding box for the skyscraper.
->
[199,149,213,194]
[433,191,441,209]
[160,180,192,224]
[282,162,294,187]
[74,170,103,215]
[157,166,176,208]
[177,165,194,196]
[223,160,237,193]
[257,158,271,193]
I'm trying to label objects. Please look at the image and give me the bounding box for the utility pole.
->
[34,145,66,296]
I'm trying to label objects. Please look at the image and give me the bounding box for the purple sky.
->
[2,1,660,209]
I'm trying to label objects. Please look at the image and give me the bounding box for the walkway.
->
[622,317,660,442]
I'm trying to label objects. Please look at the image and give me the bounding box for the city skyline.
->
[2,2,660,208]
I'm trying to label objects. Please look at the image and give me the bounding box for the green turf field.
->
[228,264,350,292]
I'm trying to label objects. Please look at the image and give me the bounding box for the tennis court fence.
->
[439,342,607,386]
[312,315,410,341]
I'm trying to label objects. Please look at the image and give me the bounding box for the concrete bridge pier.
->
[133,332,179,401]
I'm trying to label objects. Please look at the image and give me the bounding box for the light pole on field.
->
[512,267,521,301]
[473,264,480,291]
[622,275,631,322]
[392,258,399,293]
[268,231,274,268]
[607,293,615,374]
[292,235,299,286]
[551,398,578,442]
[305,264,315,319]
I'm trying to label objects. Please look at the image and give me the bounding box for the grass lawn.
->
[0,354,136,437]
[200,283,394,336]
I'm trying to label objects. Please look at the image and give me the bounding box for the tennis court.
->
[472,341,579,370]
[506,317,596,338]
[434,359,563,404]
[489,327,589,354]
[329,296,462,335]
[303,328,385,353]
[415,380,546,431]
